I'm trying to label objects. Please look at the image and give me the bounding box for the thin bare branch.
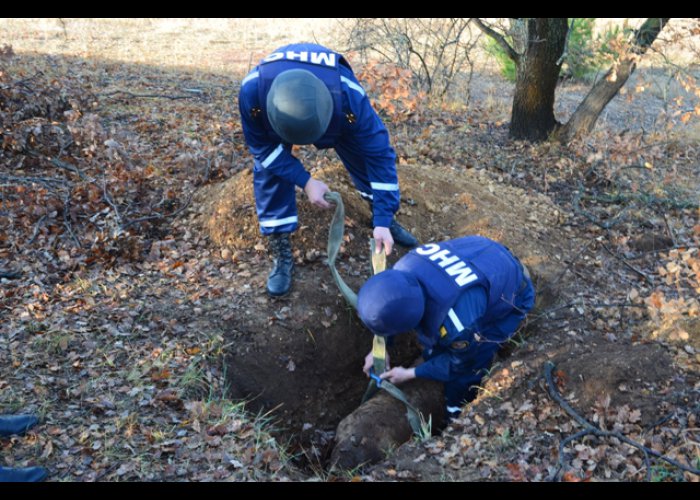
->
[27,214,48,245]
[62,187,81,248]
[102,178,123,226]
[600,241,655,285]
[472,18,519,63]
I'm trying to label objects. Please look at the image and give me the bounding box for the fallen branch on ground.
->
[121,190,194,229]
[544,361,700,481]
[0,175,69,187]
[26,150,90,181]
[99,90,196,100]
[627,245,699,259]
[0,270,22,279]
[551,237,597,285]
[578,191,699,210]
[49,157,89,181]
[26,214,47,245]
[63,187,81,248]
[600,241,654,285]
[102,179,123,227]
[572,185,629,230]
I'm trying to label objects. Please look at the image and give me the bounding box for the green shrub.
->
[485,36,517,82]
[562,18,597,80]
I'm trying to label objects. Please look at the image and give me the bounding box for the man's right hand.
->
[304,178,331,209]
[373,226,394,256]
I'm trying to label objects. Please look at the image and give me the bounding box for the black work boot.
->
[267,233,294,297]
[389,219,419,248]
[0,466,48,482]
[0,414,38,437]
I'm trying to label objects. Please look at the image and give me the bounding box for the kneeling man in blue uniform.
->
[357,235,535,421]
[239,43,418,297]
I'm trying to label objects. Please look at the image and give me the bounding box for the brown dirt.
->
[191,160,571,461]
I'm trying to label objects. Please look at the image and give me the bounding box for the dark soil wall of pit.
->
[225,263,420,437]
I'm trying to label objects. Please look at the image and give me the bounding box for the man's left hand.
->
[379,366,415,385]
[373,226,393,255]
[304,178,332,209]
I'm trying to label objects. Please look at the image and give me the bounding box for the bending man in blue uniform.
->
[239,43,418,296]
[357,235,535,421]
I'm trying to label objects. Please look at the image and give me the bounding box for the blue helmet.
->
[266,69,333,145]
[357,269,425,337]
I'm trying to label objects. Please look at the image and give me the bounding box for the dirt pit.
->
[192,161,570,466]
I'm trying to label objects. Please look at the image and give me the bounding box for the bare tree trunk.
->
[510,18,569,141]
[556,18,670,143]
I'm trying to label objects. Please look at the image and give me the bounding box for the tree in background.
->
[475,18,568,141]
[474,18,670,142]
[486,18,600,83]
[556,18,670,142]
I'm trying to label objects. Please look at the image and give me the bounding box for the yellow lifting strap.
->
[369,238,387,375]
[324,192,423,436]
[361,243,422,437]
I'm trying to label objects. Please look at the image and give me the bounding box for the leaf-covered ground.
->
[1,20,699,481]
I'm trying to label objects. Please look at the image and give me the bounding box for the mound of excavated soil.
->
[194,162,567,284]
[190,162,572,450]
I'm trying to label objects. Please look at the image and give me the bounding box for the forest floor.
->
[1,19,699,482]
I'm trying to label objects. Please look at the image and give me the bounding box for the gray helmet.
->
[266,69,333,145]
